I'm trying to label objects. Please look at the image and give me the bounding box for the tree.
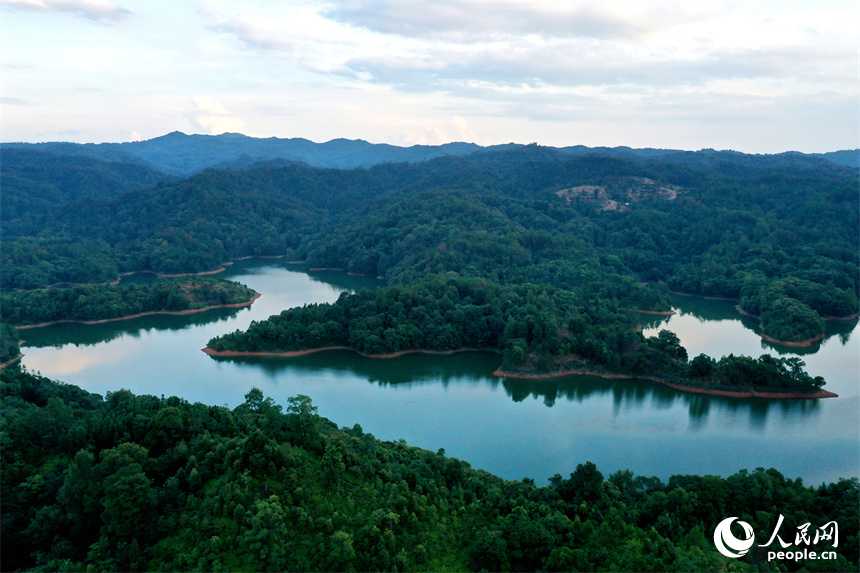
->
[327,530,357,572]
[287,394,318,440]
[690,354,716,378]
[101,465,155,540]
[243,388,265,413]
[241,497,290,570]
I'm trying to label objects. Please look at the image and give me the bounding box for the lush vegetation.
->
[1,278,257,326]
[208,276,825,393]
[0,148,175,221]
[1,323,21,364]
[1,238,119,290]
[3,139,856,572]
[2,369,855,572]
[2,148,856,342]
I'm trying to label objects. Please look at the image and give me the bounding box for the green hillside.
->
[2,369,855,572]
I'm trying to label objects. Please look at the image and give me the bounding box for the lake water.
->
[19,260,859,486]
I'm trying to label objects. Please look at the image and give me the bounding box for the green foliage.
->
[0,277,256,326]
[760,297,826,343]
[0,147,174,221]
[1,322,21,364]
[208,276,825,392]
[208,275,638,370]
[740,277,857,342]
[1,238,118,289]
[2,146,856,571]
[714,354,825,390]
[3,371,856,572]
[5,148,856,336]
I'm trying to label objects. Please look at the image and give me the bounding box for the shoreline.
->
[663,292,855,348]
[632,308,676,316]
[201,344,834,400]
[120,255,288,280]
[759,332,826,348]
[154,267,228,278]
[668,290,738,302]
[202,346,497,360]
[669,290,858,322]
[0,353,23,371]
[14,293,261,330]
[734,306,828,348]
[492,368,838,399]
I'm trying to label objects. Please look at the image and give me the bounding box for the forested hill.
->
[1,132,483,175]
[0,148,176,220]
[1,369,856,572]
[3,145,857,344]
[4,131,857,175]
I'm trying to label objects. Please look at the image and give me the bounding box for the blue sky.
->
[2,1,858,152]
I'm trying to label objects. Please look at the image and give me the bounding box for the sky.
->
[1,0,858,153]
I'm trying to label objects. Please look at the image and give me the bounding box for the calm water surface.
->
[20,261,859,485]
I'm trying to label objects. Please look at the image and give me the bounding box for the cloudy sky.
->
[2,1,857,152]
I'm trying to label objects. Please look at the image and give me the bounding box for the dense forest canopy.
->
[2,138,858,571]
[3,146,857,346]
[0,148,175,220]
[1,370,856,572]
[207,276,826,393]
[1,277,257,326]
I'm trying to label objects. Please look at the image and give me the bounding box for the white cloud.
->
[205,13,294,52]
[325,1,726,42]
[1,1,856,152]
[395,115,480,146]
[0,96,33,106]
[190,97,245,135]
[4,0,131,25]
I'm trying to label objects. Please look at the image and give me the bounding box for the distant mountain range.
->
[3,131,857,176]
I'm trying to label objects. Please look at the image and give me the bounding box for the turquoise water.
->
[20,260,859,485]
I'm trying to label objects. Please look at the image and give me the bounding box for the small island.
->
[2,277,258,328]
[205,276,831,398]
[736,276,858,347]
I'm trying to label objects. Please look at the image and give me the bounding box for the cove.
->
[19,260,859,486]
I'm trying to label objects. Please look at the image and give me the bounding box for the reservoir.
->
[19,260,859,486]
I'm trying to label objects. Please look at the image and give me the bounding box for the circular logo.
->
[713,517,755,558]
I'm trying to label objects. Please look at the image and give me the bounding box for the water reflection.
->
[687,395,710,430]
[19,306,248,349]
[15,262,856,485]
[304,269,384,292]
[503,374,822,433]
[760,318,857,356]
[645,293,859,356]
[210,350,823,435]
[208,350,502,387]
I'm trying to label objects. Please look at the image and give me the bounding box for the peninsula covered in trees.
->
[1,277,258,327]
[206,276,829,396]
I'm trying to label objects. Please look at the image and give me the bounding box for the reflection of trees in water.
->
[212,350,822,432]
[19,307,246,348]
[304,270,383,293]
[212,350,502,387]
[647,293,857,357]
[671,294,749,323]
[501,374,820,432]
[762,318,857,356]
